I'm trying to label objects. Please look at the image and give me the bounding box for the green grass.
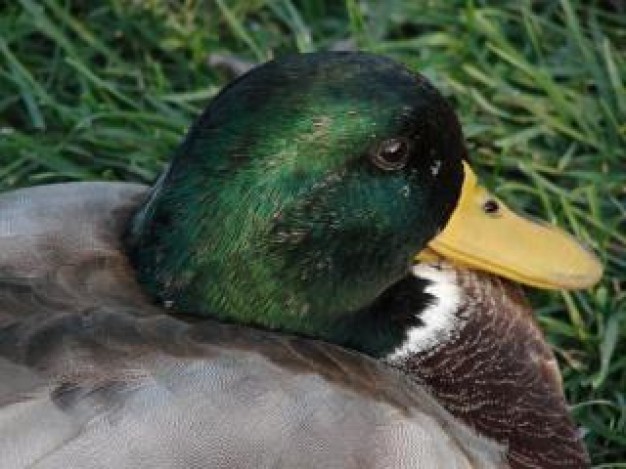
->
[1,0,624,465]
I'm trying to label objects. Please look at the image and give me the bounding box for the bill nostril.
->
[482,199,500,216]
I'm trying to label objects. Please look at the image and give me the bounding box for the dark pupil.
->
[483,199,499,214]
[381,139,406,163]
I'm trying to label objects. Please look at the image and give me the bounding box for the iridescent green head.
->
[128,52,465,346]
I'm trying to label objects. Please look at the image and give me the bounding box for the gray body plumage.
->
[0,183,505,468]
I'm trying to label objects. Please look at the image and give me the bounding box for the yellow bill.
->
[417,161,603,290]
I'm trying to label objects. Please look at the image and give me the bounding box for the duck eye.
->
[482,199,500,216]
[371,138,410,171]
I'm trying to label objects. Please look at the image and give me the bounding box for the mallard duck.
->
[0,53,601,468]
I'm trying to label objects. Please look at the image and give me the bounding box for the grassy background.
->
[1,0,624,465]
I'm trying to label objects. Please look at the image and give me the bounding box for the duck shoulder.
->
[0,182,505,469]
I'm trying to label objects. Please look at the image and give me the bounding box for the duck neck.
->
[385,263,589,468]
[128,196,418,340]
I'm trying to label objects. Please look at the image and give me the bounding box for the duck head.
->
[128,52,601,355]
